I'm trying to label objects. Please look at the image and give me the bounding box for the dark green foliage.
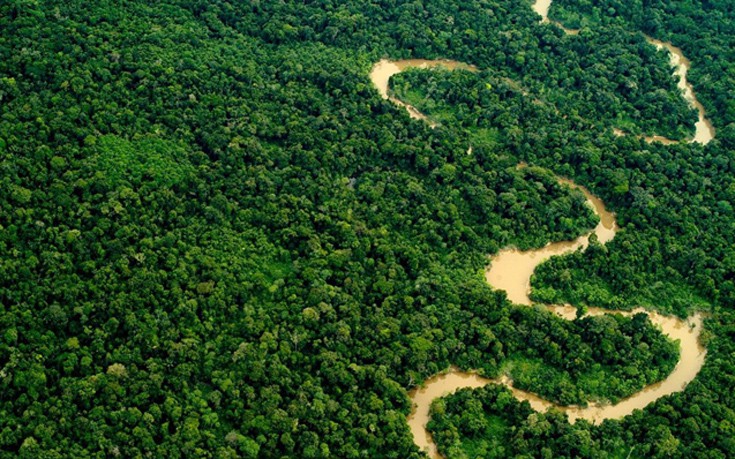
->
[551,0,735,131]
[497,309,679,405]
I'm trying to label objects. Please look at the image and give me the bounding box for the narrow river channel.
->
[533,0,714,144]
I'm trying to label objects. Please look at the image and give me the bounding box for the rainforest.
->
[1,0,734,458]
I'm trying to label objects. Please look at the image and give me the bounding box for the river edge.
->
[486,177,617,306]
[408,177,706,458]
[370,59,478,128]
[408,303,704,458]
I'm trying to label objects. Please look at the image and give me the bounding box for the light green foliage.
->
[95,135,194,187]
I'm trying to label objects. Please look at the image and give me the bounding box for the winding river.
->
[534,0,715,145]
[369,3,710,458]
[407,182,705,458]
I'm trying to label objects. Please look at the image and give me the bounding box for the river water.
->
[486,178,616,306]
[645,38,715,144]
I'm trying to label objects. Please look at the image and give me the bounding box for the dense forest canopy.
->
[1,0,734,458]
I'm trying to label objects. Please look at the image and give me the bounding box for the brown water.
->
[369,59,477,128]
[645,38,715,144]
[408,176,705,458]
[533,0,580,34]
[409,311,704,458]
[532,0,553,19]
[486,179,616,305]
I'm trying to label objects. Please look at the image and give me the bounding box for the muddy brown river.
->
[409,179,705,458]
[369,3,711,457]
